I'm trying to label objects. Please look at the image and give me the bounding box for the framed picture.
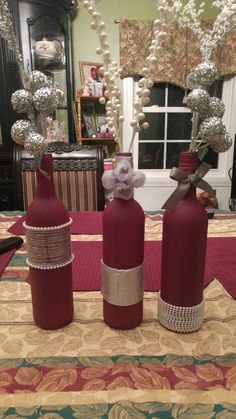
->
[79,61,106,97]
[79,61,103,84]
[103,145,109,159]
[96,114,108,134]
[82,102,96,137]
[83,113,96,137]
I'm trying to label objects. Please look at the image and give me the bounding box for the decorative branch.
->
[82,0,173,152]
[168,0,236,61]
[82,0,123,149]
[128,0,172,152]
[167,0,235,154]
[0,0,65,158]
[0,0,24,75]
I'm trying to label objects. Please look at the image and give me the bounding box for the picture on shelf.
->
[81,102,97,137]
[103,145,110,159]
[82,113,96,137]
[96,114,109,137]
[79,61,107,97]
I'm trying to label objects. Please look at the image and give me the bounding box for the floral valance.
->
[119,19,236,89]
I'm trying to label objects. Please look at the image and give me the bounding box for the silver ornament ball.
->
[55,88,65,102]
[186,72,199,90]
[28,71,48,92]
[211,131,232,153]
[11,119,33,145]
[11,89,34,113]
[194,62,218,88]
[208,97,225,118]
[25,132,47,156]
[188,88,210,113]
[33,87,58,113]
[199,117,224,143]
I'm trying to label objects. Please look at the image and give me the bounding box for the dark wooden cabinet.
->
[0,0,77,210]
[0,153,15,211]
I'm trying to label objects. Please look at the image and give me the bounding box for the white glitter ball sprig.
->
[166,0,236,62]
[82,0,124,147]
[128,0,173,152]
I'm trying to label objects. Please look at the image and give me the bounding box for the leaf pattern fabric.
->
[120,19,236,88]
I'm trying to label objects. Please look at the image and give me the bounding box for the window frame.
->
[123,76,235,189]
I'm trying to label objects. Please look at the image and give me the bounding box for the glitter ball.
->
[33,87,58,113]
[188,88,210,113]
[186,72,200,90]
[211,131,232,153]
[25,132,47,156]
[28,71,48,92]
[11,89,34,113]
[11,119,33,145]
[208,97,225,118]
[199,117,224,143]
[55,88,65,102]
[194,62,218,87]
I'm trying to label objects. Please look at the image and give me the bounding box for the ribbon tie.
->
[162,162,215,210]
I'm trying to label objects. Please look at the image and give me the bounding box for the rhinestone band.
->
[102,261,143,306]
[158,295,204,333]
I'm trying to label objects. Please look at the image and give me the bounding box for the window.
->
[122,76,235,211]
[138,82,220,170]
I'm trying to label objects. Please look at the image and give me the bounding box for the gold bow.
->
[162,162,215,210]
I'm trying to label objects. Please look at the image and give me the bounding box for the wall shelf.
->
[77,93,117,158]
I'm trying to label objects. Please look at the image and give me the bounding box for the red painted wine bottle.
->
[25,154,74,329]
[102,153,145,329]
[159,151,208,332]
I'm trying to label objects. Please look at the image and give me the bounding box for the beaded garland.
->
[82,0,170,152]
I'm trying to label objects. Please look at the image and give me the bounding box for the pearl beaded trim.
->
[158,295,204,333]
[26,254,74,270]
[23,218,73,231]
[24,218,73,270]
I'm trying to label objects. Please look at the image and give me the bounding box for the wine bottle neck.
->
[182,183,196,200]
[35,154,56,198]
[178,151,198,173]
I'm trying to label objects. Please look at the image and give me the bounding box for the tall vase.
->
[102,152,145,329]
[159,151,208,332]
[24,154,74,329]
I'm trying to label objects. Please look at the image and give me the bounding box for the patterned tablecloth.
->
[1,212,236,418]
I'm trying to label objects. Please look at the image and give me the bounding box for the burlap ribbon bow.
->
[162,162,215,210]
